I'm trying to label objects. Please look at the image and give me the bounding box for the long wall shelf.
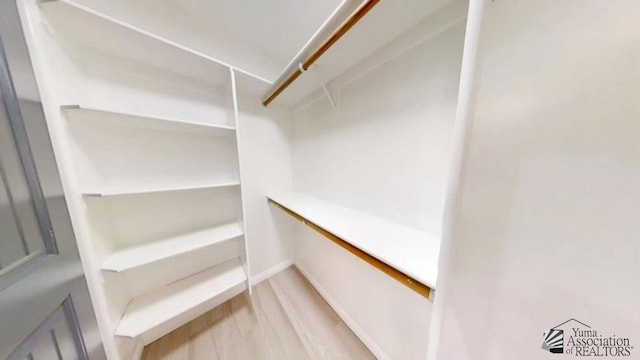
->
[61,105,237,134]
[268,191,440,294]
[102,222,244,272]
[82,180,240,198]
[115,258,246,341]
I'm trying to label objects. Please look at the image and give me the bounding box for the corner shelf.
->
[268,191,440,289]
[115,258,246,340]
[82,180,240,198]
[102,222,244,272]
[61,105,236,134]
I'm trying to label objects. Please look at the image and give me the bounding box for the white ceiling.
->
[69,0,460,90]
[162,0,344,74]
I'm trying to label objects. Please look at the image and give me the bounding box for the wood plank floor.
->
[142,266,375,360]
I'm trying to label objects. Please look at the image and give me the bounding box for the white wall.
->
[290,3,467,358]
[236,92,296,282]
[433,1,640,359]
[292,5,467,236]
[295,226,431,360]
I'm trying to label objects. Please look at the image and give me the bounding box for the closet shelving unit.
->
[30,0,273,358]
[23,0,467,357]
[257,2,467,357]
[261,0,464,299]
[268,192,440,293]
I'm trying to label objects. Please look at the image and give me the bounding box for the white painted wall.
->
[289,3,467,358]
[235,92,296,283]
[294,226,431,360]
[433,1,640,359]
[292,11,466,236]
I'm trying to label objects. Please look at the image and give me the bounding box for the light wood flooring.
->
[142,266,375,360]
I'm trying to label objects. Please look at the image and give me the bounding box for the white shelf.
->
[268,191,440,288]
[41,0,272,89]
[102,223,244,272]
[61,105,236,134]
[115,258,246,339]
[83,180,240,198]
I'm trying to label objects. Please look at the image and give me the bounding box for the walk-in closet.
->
[3,0,638,359]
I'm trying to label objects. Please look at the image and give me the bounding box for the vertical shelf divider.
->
[229,68,253,294]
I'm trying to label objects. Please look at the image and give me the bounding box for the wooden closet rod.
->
[268,199,431,299]
[262,0,380,107]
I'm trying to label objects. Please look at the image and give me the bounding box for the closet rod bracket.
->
[320,82,337,109]
[307,64,337,109]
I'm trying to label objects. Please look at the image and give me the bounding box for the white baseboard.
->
[294,261,390,360]
[250,258,294,286]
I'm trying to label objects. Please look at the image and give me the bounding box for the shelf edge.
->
[268,197,433,299]
[82,181,241,198]
[102,226,244,273]
[61,104,237,132]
